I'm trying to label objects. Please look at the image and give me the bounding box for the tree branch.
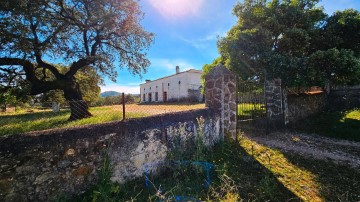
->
[40,24,66,47]
[30,80,62,95]
[90,30,101,56]
[65,57,95,78]
[83,30,90,56]
[0,58,37,83]
[29,18,63,79]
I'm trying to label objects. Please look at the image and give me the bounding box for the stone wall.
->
[205,65,237,138]
[285,92,327,123]
[265,79,284,126]
[0,109,220,201]
[328,86,360,111]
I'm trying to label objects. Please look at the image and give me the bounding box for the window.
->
[168,83,170,86]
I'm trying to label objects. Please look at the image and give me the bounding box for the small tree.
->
[0,0,153,120]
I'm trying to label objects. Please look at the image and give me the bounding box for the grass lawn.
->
[290,108,360,141]
[237,103,266,121]
[69,137,360,202]
[0,106,148,136]
[0,103,205,136]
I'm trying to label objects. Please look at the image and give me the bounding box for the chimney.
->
[176,66,180,74]
[145,79,151,83]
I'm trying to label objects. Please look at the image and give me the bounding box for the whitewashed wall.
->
[140,70,202,102]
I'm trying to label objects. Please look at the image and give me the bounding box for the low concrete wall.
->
[286,92,327,123]
[0,108,220,201]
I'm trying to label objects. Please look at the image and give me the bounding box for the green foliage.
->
[209,0,360,88]
[319,9,360,55]
[0,0,153,119]
[38,65,101,104]
[89,153,119,202]
[308,48,360,86]
[259,172,278,199]
[0,73,32,109]
[194,116,206,161]
[201,57,224,90]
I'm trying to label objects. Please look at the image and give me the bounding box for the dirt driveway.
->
[244,131,360,168]
[120,103,206,115]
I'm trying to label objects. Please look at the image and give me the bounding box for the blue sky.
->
[100,0,360,94]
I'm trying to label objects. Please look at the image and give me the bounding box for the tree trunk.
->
[63,81,92,121]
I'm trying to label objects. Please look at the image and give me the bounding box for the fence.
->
[0,93,206,136]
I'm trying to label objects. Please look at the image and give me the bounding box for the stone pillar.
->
[205,65,237,139]
[265,79,284,127]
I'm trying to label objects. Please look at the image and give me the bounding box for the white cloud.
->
[147,0,204,20]
[176,30,227,50]
[150,58,197,72]
[100,84,140,94]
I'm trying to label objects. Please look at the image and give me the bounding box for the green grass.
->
[237,103,266,119]
[290,108,360,141]
[0,106,148,136]
[68,137,360,201]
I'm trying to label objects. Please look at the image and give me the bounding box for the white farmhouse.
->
[140,66,203,103]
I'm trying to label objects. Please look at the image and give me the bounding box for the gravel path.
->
[245,131,360,168]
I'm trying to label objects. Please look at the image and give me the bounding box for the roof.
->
[140,69,203,85]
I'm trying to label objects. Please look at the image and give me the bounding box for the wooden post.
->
[122,92,125,121]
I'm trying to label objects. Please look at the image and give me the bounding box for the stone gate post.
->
[205,65,237,139]
[265,78,285,127]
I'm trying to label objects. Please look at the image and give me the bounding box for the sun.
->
[147,0,204,20]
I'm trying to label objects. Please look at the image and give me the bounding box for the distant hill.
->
[100,91,121,97]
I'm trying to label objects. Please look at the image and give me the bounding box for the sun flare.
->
[147,0,204,20]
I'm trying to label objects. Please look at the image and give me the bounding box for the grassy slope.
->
[290,109,360,141]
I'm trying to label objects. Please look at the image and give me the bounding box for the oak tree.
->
[0,0,153,120]
[213,0,360,89]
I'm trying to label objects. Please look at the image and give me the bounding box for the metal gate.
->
[236,79,268,134]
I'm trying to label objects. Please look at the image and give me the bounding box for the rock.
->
[34,173,58,185]
[58,160,71,169]
[5,192,27,202]
[15,166,37,175]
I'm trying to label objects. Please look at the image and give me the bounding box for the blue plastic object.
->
[142,160,214,189]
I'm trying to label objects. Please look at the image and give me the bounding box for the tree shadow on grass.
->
[289,110,360,142]
[207,138,300,201]
[282,153,360,201]
[0,109,70,120]
[0,110,71,135]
